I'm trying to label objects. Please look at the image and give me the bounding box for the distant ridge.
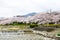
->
[23,12,36,17]
[14,12,36,17]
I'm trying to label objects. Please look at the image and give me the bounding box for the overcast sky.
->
[0,0,60,17]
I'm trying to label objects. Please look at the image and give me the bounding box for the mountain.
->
[23,12,36,17]
[0,17,5,21]
[14,12,36,17]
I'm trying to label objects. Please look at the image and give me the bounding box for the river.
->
[0,31,55,40]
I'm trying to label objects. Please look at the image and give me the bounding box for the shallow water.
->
[0,32,55,40]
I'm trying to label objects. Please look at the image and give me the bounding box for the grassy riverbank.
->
[0,22,60,36]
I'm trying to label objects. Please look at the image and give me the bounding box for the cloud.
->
[0,0,60,17]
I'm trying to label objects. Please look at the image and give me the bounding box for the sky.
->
[0,0,60,17]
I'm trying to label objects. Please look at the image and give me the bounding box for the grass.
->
[40,24,60,27]
[7,28,19,30]
[0,21,60,33]
[0,24,29,31]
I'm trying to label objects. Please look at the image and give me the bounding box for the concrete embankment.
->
[0,29,56,40]
[31,29,56,40]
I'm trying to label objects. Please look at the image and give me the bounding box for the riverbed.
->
[0,32,55,40]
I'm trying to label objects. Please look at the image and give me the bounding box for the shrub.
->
[46,28,55,32]
[5,24,9,26]
[9,22,24,25]
[57,34,60,36]
[49,22,55,24]
[30,24,38,28]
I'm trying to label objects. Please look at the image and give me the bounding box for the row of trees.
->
[4,22,26,25]
[3,20,60,28]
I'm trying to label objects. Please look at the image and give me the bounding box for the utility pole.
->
[49,9,52,13]
[47,9,52,13]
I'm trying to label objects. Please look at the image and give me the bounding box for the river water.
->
[0,32,55,40]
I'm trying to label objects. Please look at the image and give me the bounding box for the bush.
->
[9,22,25,25]
[49,22,55,24]
[57,34,60,36]
[5,24,9,26]
[30,24,38,28]
[46,28,55,32]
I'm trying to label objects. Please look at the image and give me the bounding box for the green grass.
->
[40,24,60,27]
[0,24,30,31]
[0,21,60,31]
